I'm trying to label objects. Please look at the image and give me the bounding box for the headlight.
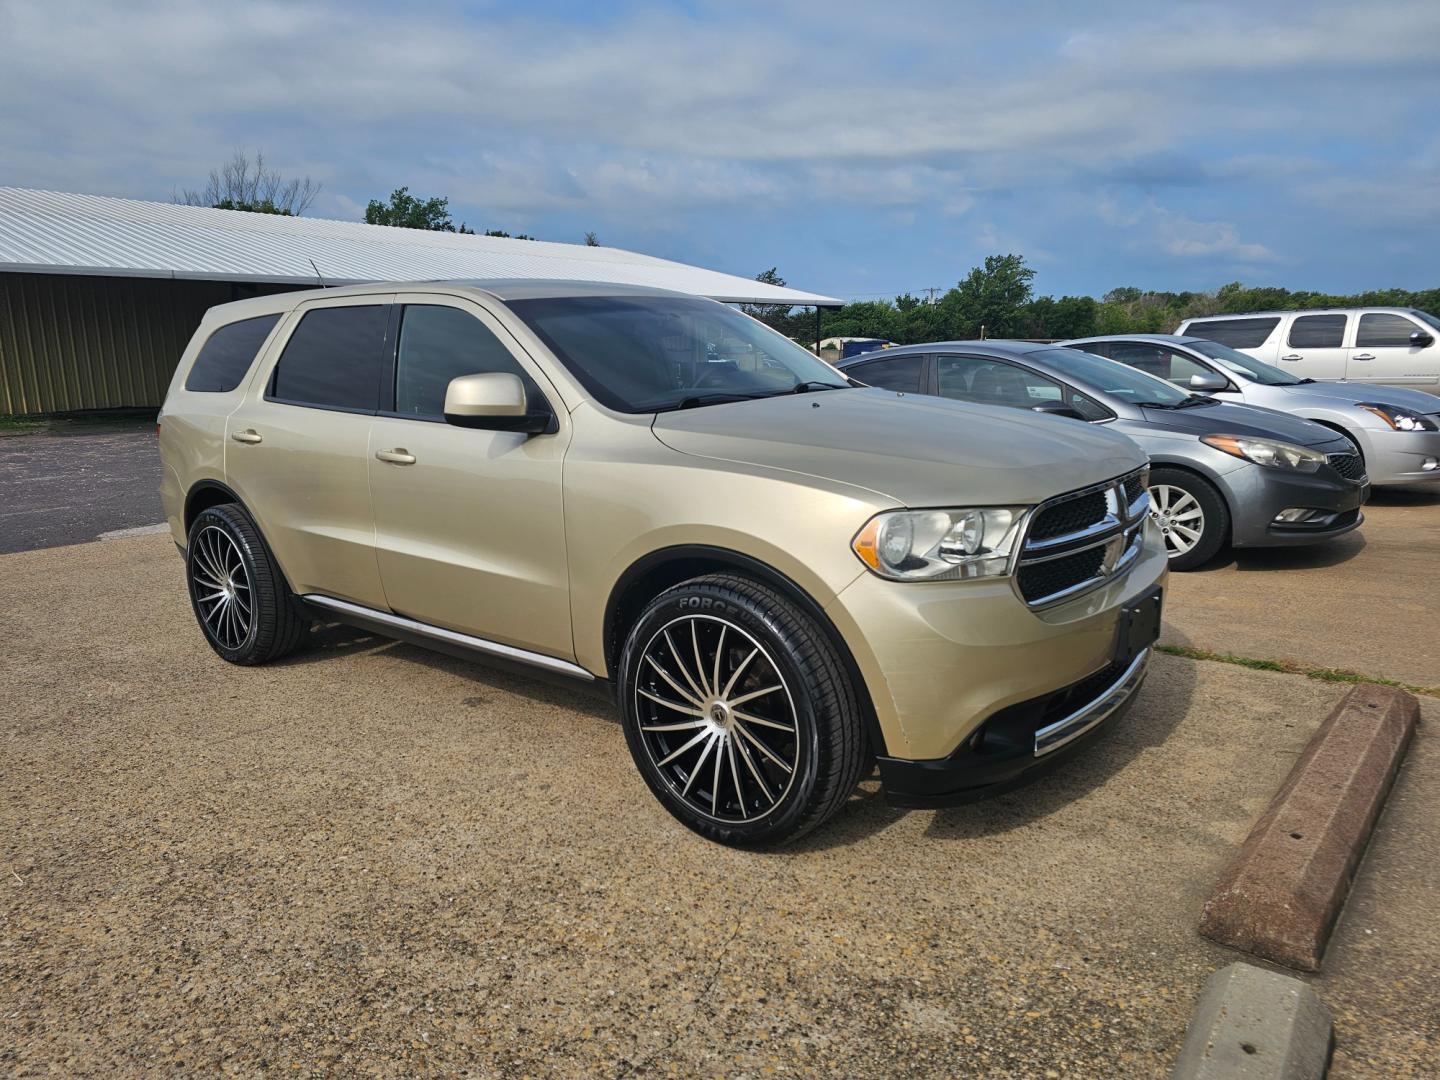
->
[1356,402,1439,432]
[1200,434,1325,472]
[852,507,1026,581]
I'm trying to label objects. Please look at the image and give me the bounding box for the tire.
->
[617,573,867,847]
[185,503,309,665]
[1148,467,1229,571]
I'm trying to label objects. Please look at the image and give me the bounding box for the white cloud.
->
[1100,198,1279,263]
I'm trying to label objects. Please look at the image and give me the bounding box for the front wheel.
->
[1148,467,1229,571]
[617,574,867,847]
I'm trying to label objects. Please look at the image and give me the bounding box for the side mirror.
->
[1410,329,1434,348]
[1188,371,1230,393]
[1030,402,1086,421]
[443,373,555,434]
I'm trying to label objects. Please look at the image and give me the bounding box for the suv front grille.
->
[1015,468,1149,608]
[1326,452,1366,483]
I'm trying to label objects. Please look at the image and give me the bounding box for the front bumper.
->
[825,518,1169,764]
[878,647,1152,808]
[1361,427,1440,487]
[1224,465,1368,548]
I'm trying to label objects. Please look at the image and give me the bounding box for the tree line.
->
[751,256,1440,342]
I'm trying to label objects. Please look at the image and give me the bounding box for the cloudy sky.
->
[4,0,1438,301]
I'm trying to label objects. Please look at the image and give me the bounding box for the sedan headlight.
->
[852,507,1026,581]
[1356,402,1439,432]
[1200,434,1325,472]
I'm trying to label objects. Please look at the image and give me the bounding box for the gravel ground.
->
[3,535,1435,1076]
[0,417,162,554]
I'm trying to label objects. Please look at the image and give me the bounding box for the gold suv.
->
[159,280,1167,845]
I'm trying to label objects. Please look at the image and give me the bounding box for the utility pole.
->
[923,286,941,306]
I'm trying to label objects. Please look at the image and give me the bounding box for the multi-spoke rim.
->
[191,525,253,650]
[634,615,800,824]
[1148,483,1205,558]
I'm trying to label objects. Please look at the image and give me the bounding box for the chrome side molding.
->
[302,595,596,682]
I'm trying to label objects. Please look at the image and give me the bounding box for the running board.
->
[301,595,595,682]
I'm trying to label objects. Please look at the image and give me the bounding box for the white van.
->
[1174,308,1440,390]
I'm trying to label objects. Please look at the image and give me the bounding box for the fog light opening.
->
[1422,457,1439,472]
[1274,507,1317,523]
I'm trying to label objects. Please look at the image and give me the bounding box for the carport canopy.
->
[0,186,842,308]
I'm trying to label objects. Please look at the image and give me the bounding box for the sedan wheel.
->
[1149,484,1205,559]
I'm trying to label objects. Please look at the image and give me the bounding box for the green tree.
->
[741,267,795,329]
[584,231,600,246]
[365,187,461,231]
[940,253,1037,338]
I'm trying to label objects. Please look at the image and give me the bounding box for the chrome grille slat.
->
[1015,467,1149,609]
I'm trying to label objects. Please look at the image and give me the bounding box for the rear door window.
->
[1288,314,1347,348]
[1183,317,1279,348]
[938,355,1062,406]
[268,305,389,412]
[1356,313,1422,348]
[185,314,281,392]
[850,354,925,392]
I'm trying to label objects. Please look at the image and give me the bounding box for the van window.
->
[184,314,281,393]
[269,305,389,412]
[1288,314,1346,348]
[1183,317,1279,349]
[394,305,533,419]
[1356,313,1421,348]
[851,354,924,392]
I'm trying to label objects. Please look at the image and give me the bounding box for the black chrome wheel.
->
[634,614,799,823]
[190,524,254,650]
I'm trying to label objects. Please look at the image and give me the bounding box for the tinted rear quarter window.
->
[1184,317,1279,349]
[851,354,924,392]
[269,305,389,412]
[1356,313,1421,348]
[184,314,281,392]
[1288,314,1346,348]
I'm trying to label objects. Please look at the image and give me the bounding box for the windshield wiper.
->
[1132,400,1179,409]
[1175,396,1218,408]
[666,392,767,411]
[790,381,848,394]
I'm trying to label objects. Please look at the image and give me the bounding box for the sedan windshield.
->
[508,295,849,413]
[1188,339,1299,386]
[1033,348,1191,406]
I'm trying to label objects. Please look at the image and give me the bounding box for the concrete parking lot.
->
[2,532,1437,1077]
[1,427,1436,1074]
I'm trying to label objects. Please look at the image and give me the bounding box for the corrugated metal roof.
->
[0,187,841,307]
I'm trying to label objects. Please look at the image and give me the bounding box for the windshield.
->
[508,295,848,413]
[1188,339,1298,386]
[1033,348,1191,406]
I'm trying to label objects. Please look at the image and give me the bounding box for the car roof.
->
[199,278,707,324]
[1181,307,1421,319]
[1065,333,1208,347]
[836,340,1056,367]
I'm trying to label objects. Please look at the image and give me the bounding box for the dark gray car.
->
[838,341,1368,570]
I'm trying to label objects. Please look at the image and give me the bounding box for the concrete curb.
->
[1172,962,1332,1080]
[1199,683,1419,971]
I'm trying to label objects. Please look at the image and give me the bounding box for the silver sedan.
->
[1064,334,1440,488]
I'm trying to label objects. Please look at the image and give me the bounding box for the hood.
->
[1139,401,1342,447]
[651,388,1146,507]
[1273,381,1440,414]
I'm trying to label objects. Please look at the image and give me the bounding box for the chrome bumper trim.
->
[1033,647,1151,757]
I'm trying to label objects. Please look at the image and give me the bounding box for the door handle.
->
[231,429,263,444]
[375,448,417,465]
[1352,353,1376,361]
[1279,354,1302,362]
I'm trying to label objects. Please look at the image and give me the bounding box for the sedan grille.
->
[1326,452,1366,483]
[1015,468,1149,609]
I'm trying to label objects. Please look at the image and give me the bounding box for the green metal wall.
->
[0,273,298,416]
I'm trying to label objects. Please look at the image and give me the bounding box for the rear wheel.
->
[618,574,866,846]
[186,504,309,664]
[1148,467,1229,571]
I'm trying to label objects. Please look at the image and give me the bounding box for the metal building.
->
[0,187,839,416]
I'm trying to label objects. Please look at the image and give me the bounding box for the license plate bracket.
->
[1115,587,1163,667]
